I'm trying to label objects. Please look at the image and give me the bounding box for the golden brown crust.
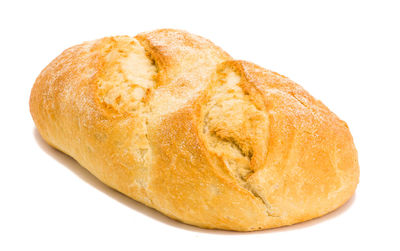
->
[30,29,359,231]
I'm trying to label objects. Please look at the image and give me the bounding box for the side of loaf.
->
[30,29,359,231]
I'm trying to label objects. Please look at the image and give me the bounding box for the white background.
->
[1,0,399,250]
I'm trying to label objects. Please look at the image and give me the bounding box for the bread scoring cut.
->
[96,36,157,113]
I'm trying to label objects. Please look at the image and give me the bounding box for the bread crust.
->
[30,29,359,231]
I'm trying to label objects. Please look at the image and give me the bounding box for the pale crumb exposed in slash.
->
[97,36,156,113]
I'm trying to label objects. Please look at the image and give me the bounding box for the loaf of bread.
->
[30,29,359,231]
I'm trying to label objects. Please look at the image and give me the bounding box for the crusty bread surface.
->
[30,29,359,231]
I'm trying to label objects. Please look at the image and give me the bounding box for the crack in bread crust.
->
[96,36,157,113]
[94,36,159,202]
[201,64,274,215]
